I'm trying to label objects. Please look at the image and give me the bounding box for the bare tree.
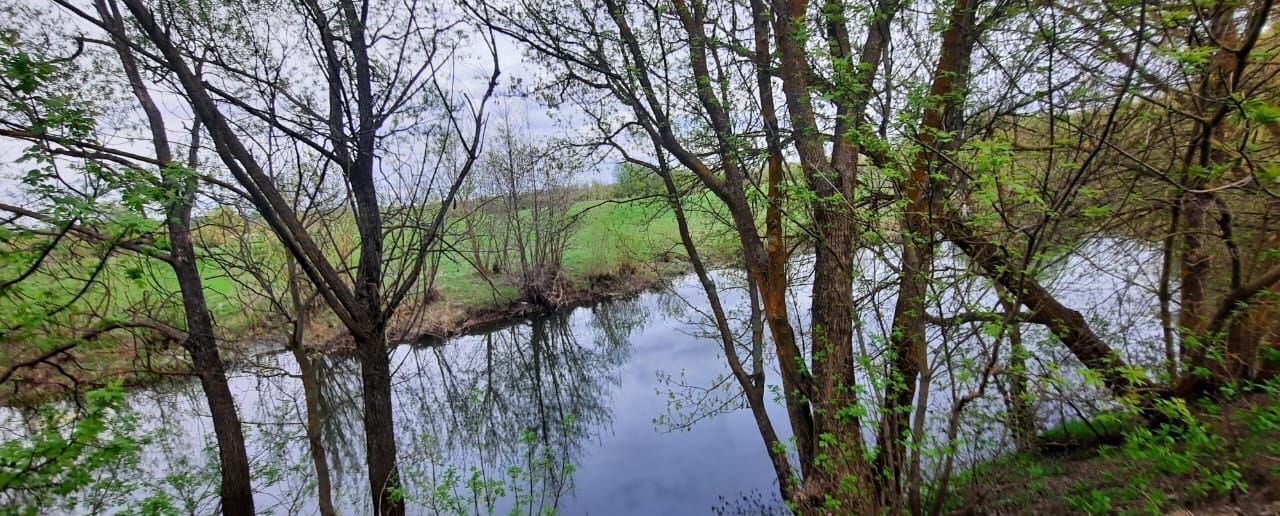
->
[469,112,588,305]
[38,0,502,512]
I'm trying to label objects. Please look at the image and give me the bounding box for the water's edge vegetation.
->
[3,0,1280,513]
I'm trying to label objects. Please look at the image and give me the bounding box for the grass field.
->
[0,192,742,400]
[189,194,733,334]
[427,195,736,309]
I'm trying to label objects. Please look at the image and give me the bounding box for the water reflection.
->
[220,297,644,514]
[4,240,1164,514]
[36,291,777,515]
[391,302,639,514]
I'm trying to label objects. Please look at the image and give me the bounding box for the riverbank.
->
[947,382,1280,514]
[0,263,685,406]
[0,197,737,405]
[300,255,693,353]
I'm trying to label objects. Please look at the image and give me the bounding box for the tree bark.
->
[941,214,1146,397]
[1158,201,1180,379]
[172,244,256,515]
[768,0,876,505]
[878,0,975,505]
[95,1,255,510]
[652,151,798,501]
[998,285,1035,453]
[356,327,404,516]
[651,0,822,484]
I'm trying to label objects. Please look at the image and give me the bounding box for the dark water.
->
[5,240,1166,514]
[83,273,793,514]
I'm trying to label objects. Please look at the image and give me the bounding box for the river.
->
[3,239,1166,514]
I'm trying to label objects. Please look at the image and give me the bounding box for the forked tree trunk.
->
[880,218,931,503]
[878,0,975,505]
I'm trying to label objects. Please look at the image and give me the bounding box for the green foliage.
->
[0,384,143,515]
[1115,398,1247,499]
[1243,380,1280,435]
[611,163,697,199]
[949,380,1280,514]
[127,492,180,516]
[612,163,664,198]
[1065,488,1113,514]
[0,32,94,139]
[408,422,577,516]
[1038,410,1131,442]
[1240,97,1280,125]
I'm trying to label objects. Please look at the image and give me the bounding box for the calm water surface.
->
[110,273,791,514]
[6,239,1166,514]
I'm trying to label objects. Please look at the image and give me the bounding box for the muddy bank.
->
[308,264,676,352]
[0,260,687,406]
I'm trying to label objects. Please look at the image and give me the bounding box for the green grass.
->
[1039,410,1133,443]
[422,193,735,310]
[0,190,749,402]
[2,193,735,353]
[944,380,1280,515]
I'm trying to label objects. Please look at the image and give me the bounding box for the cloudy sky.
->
[0,1,620,207]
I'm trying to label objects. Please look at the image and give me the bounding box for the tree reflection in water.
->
[4,242,1171,514]
[12,277,803,513]
[240,295,646,514]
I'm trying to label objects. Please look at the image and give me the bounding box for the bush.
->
[611,163,698,199]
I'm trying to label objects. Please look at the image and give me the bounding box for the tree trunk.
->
[355,328,404,516]
[1207,198,1280,384]
[1179,190,1215,367]
[878,0,974,504]
[941,214,1145,397]
[170,221,256,515]
[1158,201,1181,379]
[287,255,336,516]
[804,197,874,510]
[1179,2,1243,379]
[96,2,256,510]
[999,287,1035,453]
[766,0,876,506]
[879,209,931,504]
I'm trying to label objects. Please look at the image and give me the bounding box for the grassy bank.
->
[419,195,734,330]
[946,380,1280,514]
[0,194,739,403]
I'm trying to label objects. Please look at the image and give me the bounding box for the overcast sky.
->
[0,2,619,207]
